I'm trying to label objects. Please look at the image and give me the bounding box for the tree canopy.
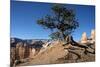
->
[37,4,79,41]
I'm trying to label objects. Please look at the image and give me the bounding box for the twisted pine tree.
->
[37,4,79,41]
[37,4,95,58]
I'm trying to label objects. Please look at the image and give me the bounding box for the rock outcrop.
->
[28,41,68,65]
[10,39,46,67]
[81,32,88,44]
[90,29,95,40]
[29,48,36,59]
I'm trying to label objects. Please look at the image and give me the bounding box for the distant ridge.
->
[10,37,51,47]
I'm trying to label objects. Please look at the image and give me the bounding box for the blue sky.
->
[10,1,95,41]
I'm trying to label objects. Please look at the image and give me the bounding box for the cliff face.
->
[10,39,45,67]
[10,42,30,67]
[10,29,95,67]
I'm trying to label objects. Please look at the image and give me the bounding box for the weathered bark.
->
[59,31,67,42]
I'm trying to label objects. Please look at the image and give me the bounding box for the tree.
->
[37,4,79,41]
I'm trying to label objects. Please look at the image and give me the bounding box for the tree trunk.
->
[60,31,66,42]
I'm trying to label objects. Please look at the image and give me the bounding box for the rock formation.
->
[10,48,16,67]
[81,32,88,44]
[29,48,36,59]
[28,41,68,65]
[90,29,95,40]
[10,30,95,67]
[23,43,30,59]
